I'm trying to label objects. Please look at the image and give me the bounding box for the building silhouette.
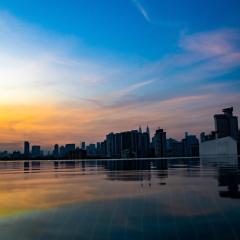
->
[53,144,59,158]
[153,128,167,157]
[86,144,96,156]
[24,141,30,157]
[105,127,150,158]
[166,138,184,157]
[81,142,86,150]
[3,107,239,160]
[200,107,239,155]
[32,145,41,158]
[182,132,199,156]
[214,107,238,139]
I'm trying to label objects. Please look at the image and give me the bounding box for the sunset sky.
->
[0,0,240,151]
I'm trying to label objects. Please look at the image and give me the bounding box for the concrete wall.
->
[200,136,238,156]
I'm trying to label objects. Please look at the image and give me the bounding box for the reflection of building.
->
[200,107,239,156]
[32,161,41,170]
[218,167,240,199]
[24,161,30,172]
[152,159,168,184]
[104,160,152,181]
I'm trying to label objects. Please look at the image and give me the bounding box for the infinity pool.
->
[0,157,239,239]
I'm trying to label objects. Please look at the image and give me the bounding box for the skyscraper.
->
[106,133,116,157]
[32,145,41,158]
[200,107,239,156]
[81,142,86,150]
[182,133,199,156]
[154,128,167,157]
[53,144,59,158]
[142,126,150,157]
[214,107,239,139]
[65,144,76,155]
[24,141,30,157]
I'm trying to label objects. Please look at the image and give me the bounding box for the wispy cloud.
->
[103,79,155,101]
[179,29,240,56]
[131,0,151,23]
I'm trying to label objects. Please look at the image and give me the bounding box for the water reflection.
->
[24,161,30,173]
[218,167,240,198]
[0,157,239,240]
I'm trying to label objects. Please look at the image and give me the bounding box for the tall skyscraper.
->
[81,142,86,150]
[154,128,167,157]
[24,141,30,157]
[96,142,101,155]
[53,144,59,158]
[32,145,41,158]
[106,133,116,157]
[65,144,76,154]
[182,133,199,156]
[100,140,107,157]
[214,107,239,139]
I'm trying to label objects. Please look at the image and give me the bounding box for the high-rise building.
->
[59,146,65,157]
[32,145,41,158]
[182,133,199,156]
[106,133,116,157]
[115,133,122,158]
[65,144,76,153]
[142,127,150,157]
[24,141,30,157]
[96,142,101,155]
[86,144,96,156]
[100,140,107,157]
[214,107,239,139]
[154,128,167,157]
[200,107,239,156]
[166,138,183,157]
[53,144,59,158]
[81,142,86,150]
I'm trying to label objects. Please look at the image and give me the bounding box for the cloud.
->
[179,29,240,56]
[131,0,151,23]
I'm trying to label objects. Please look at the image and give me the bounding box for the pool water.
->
[0,157,239,240]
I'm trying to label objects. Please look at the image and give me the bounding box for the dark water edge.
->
[0,156,240,240]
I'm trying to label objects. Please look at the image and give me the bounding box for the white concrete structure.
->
[200,136,238,156]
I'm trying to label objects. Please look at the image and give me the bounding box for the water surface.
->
[0,157,239,240]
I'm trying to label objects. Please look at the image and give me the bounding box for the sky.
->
[0,0,240,151]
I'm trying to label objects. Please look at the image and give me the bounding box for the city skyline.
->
[0,106,238,158]
[1,105,240,152]
[0,0,240,150]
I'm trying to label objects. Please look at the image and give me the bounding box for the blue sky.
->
[0,0,240,59]
[0,0,240,149]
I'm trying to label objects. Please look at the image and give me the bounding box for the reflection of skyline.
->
[218,166,240,199]
[201,156,240,198]
[0,157,239,218]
